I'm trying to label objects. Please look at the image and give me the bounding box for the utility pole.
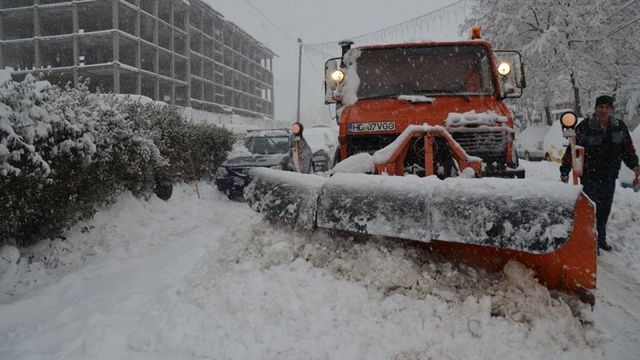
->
[296,38,303,122]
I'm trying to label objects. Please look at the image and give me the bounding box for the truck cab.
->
[325,36,526,178]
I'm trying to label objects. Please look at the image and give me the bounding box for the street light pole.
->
[296,38,303,123]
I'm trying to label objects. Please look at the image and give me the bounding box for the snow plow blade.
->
[245,168,597,304]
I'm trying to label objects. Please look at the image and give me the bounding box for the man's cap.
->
[595,95,614,107]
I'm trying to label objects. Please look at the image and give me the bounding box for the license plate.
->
[348,121,395,133]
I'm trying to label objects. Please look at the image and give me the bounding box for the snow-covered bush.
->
[150,107,233,181]
[0,75,233,246]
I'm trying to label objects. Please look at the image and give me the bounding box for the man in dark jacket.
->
[560,95,640,252]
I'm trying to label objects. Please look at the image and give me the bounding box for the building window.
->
[79,69,114,94]
[140,43,156,73]
[174,32,188,55]
[141,74,157,100]
[158,0,172,24]
[39,6,73,37]
[159,50,172,78]
[2,42,35,71]
[78,34,113,66]
[140,0,155,15]
[158,22,173,50]
[118,5,137,36]
[79,2,112,33]
[175,57,188,81]
[140,13,155,44]
[40,38,74,68]
[2,10,34,40]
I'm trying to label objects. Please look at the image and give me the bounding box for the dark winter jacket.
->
[560,115,638,180]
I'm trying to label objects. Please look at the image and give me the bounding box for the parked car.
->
[214,128,313,200]
[303,125,339,171]
[619,124,640,189]
[516,125,550,161]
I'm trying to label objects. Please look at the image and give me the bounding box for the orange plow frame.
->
[375,127,483,177]
[428,195,596,304]
[374,127,597,304]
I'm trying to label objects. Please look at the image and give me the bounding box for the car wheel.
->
[544,153,551,161]
[227,191,244,201]
[155,180,173,201]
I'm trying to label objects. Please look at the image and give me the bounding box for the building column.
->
[135,1,141,94]
[112,0,120,92]
[0,11,5,69]
[185,7,191,107]
[198,8,204,104]
[153,0,159,101]
[170,1,175,104]
[72,1,79,85]
[34,1,41,69]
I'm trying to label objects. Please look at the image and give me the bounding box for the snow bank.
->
[171,219,600,359]
[2,175,638,359]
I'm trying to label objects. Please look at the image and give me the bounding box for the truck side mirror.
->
[324,58,342,104]
[494,50,525,99]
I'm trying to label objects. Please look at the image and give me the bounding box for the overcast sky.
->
[205,0,466,124]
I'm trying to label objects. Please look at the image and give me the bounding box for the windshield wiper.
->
[358,94,401,100]
[412,89,470,101]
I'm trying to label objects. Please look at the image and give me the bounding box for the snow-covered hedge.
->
[0,75,232,246]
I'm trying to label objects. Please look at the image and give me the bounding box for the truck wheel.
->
[332,147,341,167]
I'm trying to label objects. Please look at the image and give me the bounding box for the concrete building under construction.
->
[0,0,275,118]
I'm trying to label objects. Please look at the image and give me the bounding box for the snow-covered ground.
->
[1,161,640,360]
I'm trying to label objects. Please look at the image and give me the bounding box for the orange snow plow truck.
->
[245,29,598,304]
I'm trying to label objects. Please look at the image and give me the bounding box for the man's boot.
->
[598,241,612,252]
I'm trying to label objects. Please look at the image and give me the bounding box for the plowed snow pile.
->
[158,219,600,360]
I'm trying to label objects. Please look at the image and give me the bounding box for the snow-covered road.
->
[1,161,639,359]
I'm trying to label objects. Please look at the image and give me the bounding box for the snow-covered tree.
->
[605,0,640,128]
[464,0,639,124]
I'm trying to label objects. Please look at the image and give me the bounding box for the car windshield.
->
[355,44,495,99]
[243,135,290,155]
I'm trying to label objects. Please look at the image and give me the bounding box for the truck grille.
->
[450,130,508,164]
[346,130,508,165]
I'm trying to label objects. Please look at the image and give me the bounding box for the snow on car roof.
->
[245,128,290,137]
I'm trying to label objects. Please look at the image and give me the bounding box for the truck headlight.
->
[330,69,345,82]
[498,62,511,76]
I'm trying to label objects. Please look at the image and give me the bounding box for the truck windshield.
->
[355,45,495,99]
